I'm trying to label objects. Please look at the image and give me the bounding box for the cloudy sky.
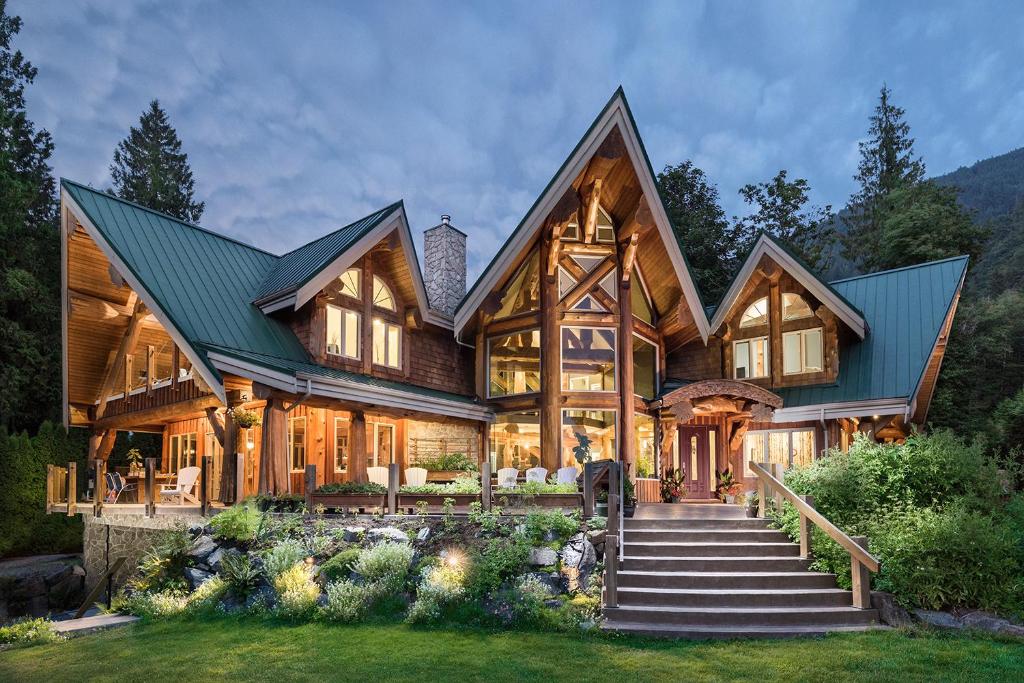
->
[16,1,1024,280]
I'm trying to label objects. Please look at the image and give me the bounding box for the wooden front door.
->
[678,425,714,499]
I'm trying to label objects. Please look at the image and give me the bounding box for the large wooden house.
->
[59,88,966,503]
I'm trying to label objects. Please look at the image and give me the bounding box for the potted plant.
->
[595,489,609,517]
[227,406,261,429]
[715,467,743,504]
[660,468,686,503]
[126,448,144,476]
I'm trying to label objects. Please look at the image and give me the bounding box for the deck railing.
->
[749,461,880,608]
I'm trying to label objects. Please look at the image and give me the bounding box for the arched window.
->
[740,297,768,328]
[782,293,813,321]
[372,275,395,311]
[337,268,360,299]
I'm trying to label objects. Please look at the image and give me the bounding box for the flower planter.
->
[595,502,609,516]
[492,491,583,509]
[424,470,476,483]
[308,492,386,512]
[397,492,479,511]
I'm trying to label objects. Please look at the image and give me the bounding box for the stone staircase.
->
[601,504,881,638]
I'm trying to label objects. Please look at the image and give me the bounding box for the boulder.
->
[187,522,206,538]
[960,610,1024,637]
[342,526,366,543]
[914,609,964,630]
[189,535,217,561]
[528,547,558,566]
[43,563,73,587]
[560,533,597,574]
[367,527,409,544]
[185,567,214,590]
[416,527,430,542]
[871,592,914,628]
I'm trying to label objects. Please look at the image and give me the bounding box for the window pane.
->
[335,418,348,473]
[290,417,305,471]
[339,268,360,299]
[571,294,607,312]
[387,323,401,368]
[372,276,395,311]
[561,410,615,470]
[752,338,769,377]
[689,435,698,480]
[490,411,541,473]
[558,267,576,299]
[633,335,657,399]
[598,271,617,300]
[376,425,393,467]
[804,328,823,371]
[570,254,604,273]
[631,281,654,325]
[327,305,341,354]
[372,319,386,365]
[489,330,540,397]
[634,414,655,478]
[768,432,789,467]
[740,297,768,327]
[561,327,616,391]
[495,248,540,319]
[782,293,813,320]
[783,332,802,374]
[735,340,750,379]
[343,310,360,358]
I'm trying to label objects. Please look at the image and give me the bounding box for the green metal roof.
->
[254,201,401,302]
[776,255,968,408]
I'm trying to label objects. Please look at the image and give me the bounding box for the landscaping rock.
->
[914,609,964,630]
[871,592,914,628]
[528,547,558,566]
[185,567,214,589]
[220,594,244,613]
[560,533,597,574]
[206,547,226,571]
[189,535,217,560]
[416,527,430,542]
[586,530,606,546]
[187,523,206,538]
[367,527,409,544]
[43,563,73,587]
[526,572,562,594]
[342,526,366,542]
[959,610,1024,637]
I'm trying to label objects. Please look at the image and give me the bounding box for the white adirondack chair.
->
[159,466,201,505]
[525,467,548,483]
[405,467,428,487]
[367,466,389,487]
[496,467,519,488]
[556,466,579,485]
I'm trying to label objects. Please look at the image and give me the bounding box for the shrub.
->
[353,543,414,594]
[319,548,361,583]
[400,476,481,495]
[523,509,581,544]
[315,482,386,495]
[133,522,192,593]
[209,504,263,543]
[219,552,262,598]
[185,575,228,614]
[499,481,578,495]
[273,563,320,618]
[114,590,189,619]
[253,493,304,512]
[303,534,331,557]
[322,579,371,622]
[0,618,63,647]
[465,537,529,599]
[468,501,502,533]
[407,563,466,624]
[419,452,478,472]
[262,539,306,579]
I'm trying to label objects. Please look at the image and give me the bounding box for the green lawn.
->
[1,618,1022,682]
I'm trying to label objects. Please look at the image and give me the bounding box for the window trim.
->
[168,432,197,474]
[334,416,349,474]
[739,297,769,328]
[559,325,618,393]
[325,303,361,360]
[288,415,306,473]
[782,327,824,375]
[743,427,817,476]
[372,274,396,311]
[372,318,402,369]
[733,336,769,379]
[337,267,362,301]
[486,328,542,399]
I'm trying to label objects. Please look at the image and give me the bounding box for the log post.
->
[304,464,316,511]
[200,455,212,516]
[236,453,245,501]
[851,535,872,609]
[799,494,815,558]
[608,461,619,513]
[480,460,492,512]
[66,462,77,516]
[539,234,561,473]
[387,462,399,514]
[349,410,367,483]
[617,264,636,478]
[221,410,239,504]
[94,460,106,517]
[258,398,289,495]
[583,462,595,518]
[604,535,618,609]
[145,458,156,517]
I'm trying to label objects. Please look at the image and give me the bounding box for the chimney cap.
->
[441,214,451,225]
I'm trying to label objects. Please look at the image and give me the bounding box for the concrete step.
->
[602,604,879,628]
[617,570,840,590]
[624,518,771,530]
[600,620,885,639]
[622,556,812,572]
[624,529,791,543]
[615,586,852,608]
[624,542,801,558]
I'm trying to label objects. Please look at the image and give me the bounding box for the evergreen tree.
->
[110,99,204,222]
[842,85,926,268]
[0,1,61,431]
[656,161,737,303]
[732,170,835,273]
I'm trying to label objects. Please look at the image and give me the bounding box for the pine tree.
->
[0,1,61,431]
[656,161,738,303]
[732,170,835,273]
[110,100,204,222]
[842,85,926,268]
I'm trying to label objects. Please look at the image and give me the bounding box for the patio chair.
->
[104,472,136,503]
[555,466,578,485]
[367,466,389,487]
[405,467,427,487]
[525,467,548,483]
[159,466,201,505]
[496,467,519,488]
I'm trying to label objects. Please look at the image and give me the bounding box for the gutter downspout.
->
[286,378,313,413]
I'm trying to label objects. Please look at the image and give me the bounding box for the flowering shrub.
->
[114,589,189,619]
[323,580,371,623]
[0,618,64,647]
[273,563,319,618]
[185,575,228,615]
[352,542,414,594]
[407,563,466,623]
[262,539,306,579]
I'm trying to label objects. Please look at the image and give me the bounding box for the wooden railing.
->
[45,463,76,515]
[749,461,879,608]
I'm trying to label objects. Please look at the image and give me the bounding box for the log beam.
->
[95,298,148,419]
[539,234,561,472]
[93,394,221,432]
[582,179,603,244]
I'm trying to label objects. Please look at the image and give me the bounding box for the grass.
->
[1,618,1022,682]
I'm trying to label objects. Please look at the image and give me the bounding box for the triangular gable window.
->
[571,255,605,273]
[571,294,608,312]
[598,270,618,300]
[632,278,654,325]
[595,206,615,243]
[495,247,540,319]
[558,266,577,300]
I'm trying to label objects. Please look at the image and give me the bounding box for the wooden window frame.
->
[733,336,769,379]
[372,275,396,312]
[373,422,395,468]
[632,331,659,400]
[372,318,402,369]
[334,416,349,474]
[561,408,618,465]
[325,304,361,360]
[782,327,824,376]
[743,427,817,475]
[486,328,542,399]
[740,297,769,328]
[560,325,618,393]
[288,415,306,473]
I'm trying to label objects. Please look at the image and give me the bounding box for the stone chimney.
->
[423,214,466,316]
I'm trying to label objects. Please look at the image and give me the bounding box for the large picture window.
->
[372,319,401,369]
[168,433,197,474]
[489,411,541,472]
[783,328,823,375]
[734,337,769,379]
[488,330,540,397]
[743,428,816,475]
[373,423,395,467]
[326,304,360,359]
[334,417,349,473]
[288,416,306,472]
[633,334,657,399]
[561,326,616,392]
[561,410,616,470]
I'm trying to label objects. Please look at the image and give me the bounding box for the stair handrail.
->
[605,490,619,608]
[750,461,879,573]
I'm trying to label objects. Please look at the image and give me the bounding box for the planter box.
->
[491,491,583,509]
[424,471,477,483]
[397,492,479,511]
[309,493,386,512]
